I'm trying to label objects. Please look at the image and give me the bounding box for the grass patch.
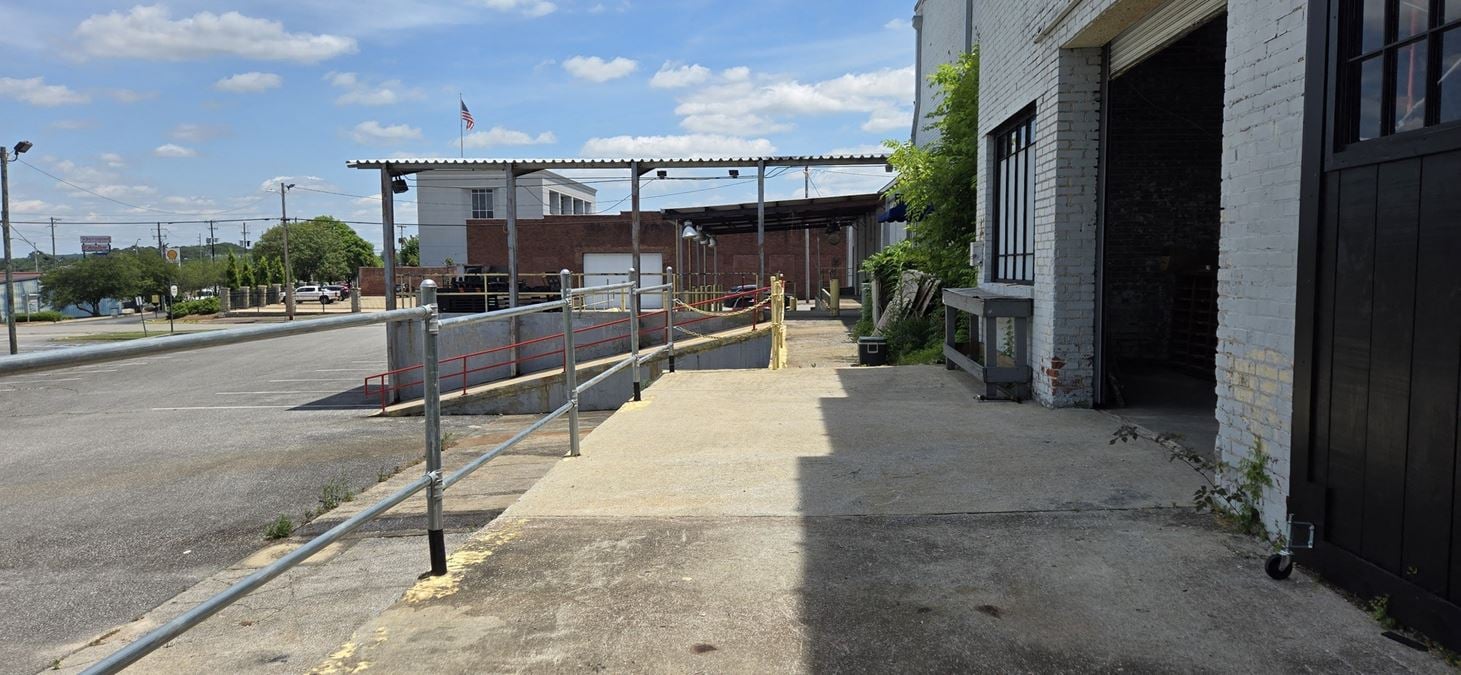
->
[895,343,945,365]
[318,476,355,512]
[264,514,293,540]
[15,310,67,323]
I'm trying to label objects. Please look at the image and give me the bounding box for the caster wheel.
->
[1265,554,1293,580]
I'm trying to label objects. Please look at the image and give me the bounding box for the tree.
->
[178,259,226,293]
[253,216,381,283]
[883,49,981,287]
[39,255,137,316]
[225,251,243,288]
[399,235,420,266]
[250,257,267,286]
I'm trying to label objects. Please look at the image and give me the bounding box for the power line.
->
[15,158,269,217]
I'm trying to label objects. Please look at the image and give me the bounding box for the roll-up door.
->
[1109,0,1225,77]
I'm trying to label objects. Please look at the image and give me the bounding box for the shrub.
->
[14,310,67,323]
[168,297,220,319]
[264,514,293,540]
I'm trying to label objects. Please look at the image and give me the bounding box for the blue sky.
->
[2,1,913,255]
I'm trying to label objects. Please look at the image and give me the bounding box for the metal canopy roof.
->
[346,154,892,174]
[662,193,882,236]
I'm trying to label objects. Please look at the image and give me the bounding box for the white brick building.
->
[414,170,596,266]
[915,0,1461,646]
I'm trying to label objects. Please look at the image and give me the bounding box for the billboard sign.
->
[80,235,112,253]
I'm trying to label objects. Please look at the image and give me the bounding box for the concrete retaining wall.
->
[438,328,771,415]
[387,308,756,400]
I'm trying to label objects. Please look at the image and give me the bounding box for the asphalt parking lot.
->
[0,321,476,673]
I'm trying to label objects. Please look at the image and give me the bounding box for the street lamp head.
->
[285,183,296,190]
[680,222,699,239]
[13,141,32,155]
[391,177,409,194]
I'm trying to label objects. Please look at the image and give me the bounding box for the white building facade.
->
[918,0,1461,646]
[413,170,596,266]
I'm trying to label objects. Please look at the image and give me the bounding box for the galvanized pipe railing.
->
[58,267,664,674]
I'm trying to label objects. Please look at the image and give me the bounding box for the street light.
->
[2,139,33,355]
[279,182,296,321]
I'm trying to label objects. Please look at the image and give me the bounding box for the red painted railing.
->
[362,286,769,410]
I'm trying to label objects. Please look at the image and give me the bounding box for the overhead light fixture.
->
[706,236,716,248]
[13,140,32,155]
[680,222,699,239]
[391,177,409,194]
[728,169,739,178]
[656,170,668,178]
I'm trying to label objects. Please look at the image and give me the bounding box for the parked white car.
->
[294,285,338,303]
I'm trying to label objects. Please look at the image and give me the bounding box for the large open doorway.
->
[1099,16,1227,454]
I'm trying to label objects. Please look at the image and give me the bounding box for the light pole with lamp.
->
[279,182,296,320]
[2,139,33,355]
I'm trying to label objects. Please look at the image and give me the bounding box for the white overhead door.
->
[1109,0,1226,78]
[582,253,664,310]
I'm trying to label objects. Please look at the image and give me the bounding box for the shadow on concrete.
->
[291,386,377,412]
[795,366,1430,672]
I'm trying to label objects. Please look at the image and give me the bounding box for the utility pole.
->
[4,140,32,355]
[804,166,812,303]
[156,222,165,255]
[49,217,56,258]
[207,220,217,260]
[280,183,295,321]
[241,222,250,251]
[1,148,13,355]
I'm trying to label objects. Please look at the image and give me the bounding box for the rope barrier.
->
[672,297,771,318]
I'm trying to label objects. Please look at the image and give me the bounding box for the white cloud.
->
[170,123,230,143]
[100,153,126,168]
[672,66,915,137]
[10,199,71,214]
[580,134,775,158]
[73,5,357,63]
[351,120,424,145]
[563,56,638,83]
[153,143,198,158]
[462,126,558,148]
[679,112,792,135]
[258,175,334,193]
[214,71,282,93]
[326,71,420,106]
[0,77,89,106]
[884,18,910,30]
[650,62,710,89]
[48,159,155,200]
[861,107,911,133]
[480,0,557,17]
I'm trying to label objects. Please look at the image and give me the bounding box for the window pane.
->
[1397,0,1429,41]
[1395,42,1429,132]
[1448,0,1461,22]
[1361,0,1386,53]
[1356,56,1384,140]
[1444,28,1461,122]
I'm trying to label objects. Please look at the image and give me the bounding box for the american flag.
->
[460,100,475,131]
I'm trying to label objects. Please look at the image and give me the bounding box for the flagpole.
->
[459,94,464,158]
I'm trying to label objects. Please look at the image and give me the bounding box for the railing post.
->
[420,280,447,577]
[560,269,581,458]
[665,266,675,373]
[629,267,642,401]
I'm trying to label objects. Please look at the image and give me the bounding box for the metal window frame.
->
[470,188,493,219]
[989,104,1038,285]
[1336,0,1461,148]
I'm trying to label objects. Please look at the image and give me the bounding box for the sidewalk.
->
[313,366,1445,673]
[52,412,610,674]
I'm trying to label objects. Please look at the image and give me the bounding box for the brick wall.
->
[1215,0,1309,534]
[358,266,457,295]
[464,213,848,295]
[1104,19,1225,364]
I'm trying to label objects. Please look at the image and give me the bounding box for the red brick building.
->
[465,212,854,298]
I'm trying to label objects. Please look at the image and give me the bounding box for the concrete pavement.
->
[0,324,471,673]
[50,412,609,674]
[314,366,1445,673]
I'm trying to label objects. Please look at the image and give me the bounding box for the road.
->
[0,320,477,673]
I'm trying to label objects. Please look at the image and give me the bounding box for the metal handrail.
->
[64,266,675,674]
[0,306,432,377]
[568,281,636,297]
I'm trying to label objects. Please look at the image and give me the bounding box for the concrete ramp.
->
[316,367,1445,673]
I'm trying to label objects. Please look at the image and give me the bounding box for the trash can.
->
[858,336,888,366]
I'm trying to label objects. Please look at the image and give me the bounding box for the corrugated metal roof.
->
[346,154,893,172]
